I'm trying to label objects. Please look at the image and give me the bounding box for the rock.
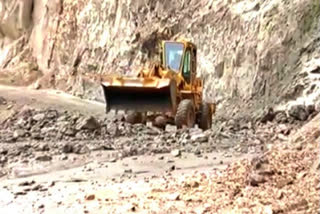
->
[145,126,161,135]
[19,180,36,186]
[306,104,315,115]
[153,116,167,128]
[18,106,34,117]
[194,147,201,155]
[85,194,95,200]
[109,158,117,163]
[32,113,45,121]
[37,144,50,152]
[73,144,89,154]
[249,173,267,186]
[312,158,320,172]
[62,144,73,153]
[166,159,174,163]
[191,133,208,143]
[189,128,203,136]
[61,155,68,160]
[171,149,181,157]
[180,139,192,146]
[167,193,180,201]
[41,127,56,136]
[14,191,27,196]
[31,132,43,140]
[76,116,100,130]
[288,105,309,121]
[0,149,9,155]
[261,107,275,123]
[165,125,177,132]
[274,111,288,123]
[107,123,120,136]
[314,100,320,112]
[36,155,52,161]
[239,122,252,130]
[184,180,200,188]
[46,110,58,119]
[194,204,211,214]
[168,165,176,171]
[16,118,26,127]
[0,156,8,164]
[13,130,26,139]
[129,204,137,212]
[276,178,294,188]
[0,96,7,105]
[124,169,133,173]
[63,128,76,136]
[277,124,290,135]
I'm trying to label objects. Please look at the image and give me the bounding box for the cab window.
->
[165,42,184,72]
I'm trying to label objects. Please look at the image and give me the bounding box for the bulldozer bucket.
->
[101,77,177,113]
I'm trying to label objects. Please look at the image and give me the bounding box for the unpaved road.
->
[0,85,259,214]
[0,85,106,117]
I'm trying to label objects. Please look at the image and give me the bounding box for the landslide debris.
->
[78,114,320,214]
[0,102,318,182]
[1,104,316,154]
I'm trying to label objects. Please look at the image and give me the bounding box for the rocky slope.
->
[0,0,319,117]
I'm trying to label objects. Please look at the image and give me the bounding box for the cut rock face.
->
[0,0,319,117]
[0,0,33,40]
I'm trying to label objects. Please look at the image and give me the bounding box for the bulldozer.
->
[101,39,215,130]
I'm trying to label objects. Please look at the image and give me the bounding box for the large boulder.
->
[288,105,309,121]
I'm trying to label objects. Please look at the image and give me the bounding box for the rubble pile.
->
[83,114,320,214]
[0,105,317,158]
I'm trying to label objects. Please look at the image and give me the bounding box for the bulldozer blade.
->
[101,78,177,113]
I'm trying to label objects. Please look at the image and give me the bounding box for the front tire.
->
[198,103,212,130]
[175,99,195,128]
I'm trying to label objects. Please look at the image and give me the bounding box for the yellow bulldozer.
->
[101,39,215,130]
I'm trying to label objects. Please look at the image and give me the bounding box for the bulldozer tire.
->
[175,99,195,128]
[126,111,143,124]
[199,103,212,130]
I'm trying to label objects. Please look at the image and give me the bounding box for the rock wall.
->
[0,0,319,116]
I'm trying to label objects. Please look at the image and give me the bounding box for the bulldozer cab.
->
[160,40,197,87]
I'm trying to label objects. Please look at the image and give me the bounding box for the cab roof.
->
[162,39,197,50]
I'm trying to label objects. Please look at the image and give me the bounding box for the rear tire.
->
[199,103,212,130]
[126,111,144,124]
[175,99,195,128]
